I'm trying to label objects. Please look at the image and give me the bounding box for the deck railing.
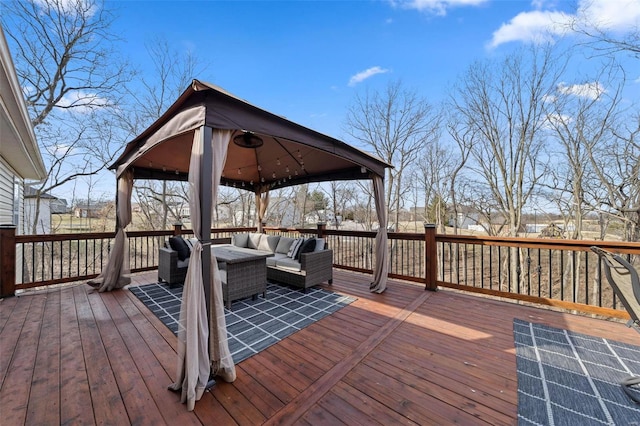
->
[2,223,639,320]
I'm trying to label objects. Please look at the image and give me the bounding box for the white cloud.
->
[557,81,606,100]
[488,10,570,48]
[56,91,110,113]
[489,0,640,48]
[389,0,488,16]
[579,0,640,31]
[348,66,390,86]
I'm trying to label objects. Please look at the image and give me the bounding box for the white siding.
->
[0,157,23,283]
[0,158,18,226]
[24,197,51,234]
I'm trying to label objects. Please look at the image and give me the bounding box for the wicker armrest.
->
[158,247,187,286]
[300,249,333,274]
[159,247,179,266]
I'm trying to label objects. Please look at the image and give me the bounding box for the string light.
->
[285,165,289,173]
[257,165,262,171]
[237,168,242,175]
[162,166,166,172]
[272,172,276,179]
[261,177,265,183]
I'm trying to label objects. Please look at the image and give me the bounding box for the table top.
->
[212,245,273,264]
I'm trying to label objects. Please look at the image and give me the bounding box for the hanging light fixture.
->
[233,131,264,148]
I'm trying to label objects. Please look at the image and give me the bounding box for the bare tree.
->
[449,46,563,237]
[124,35,205,133]
[587,116,640,242]
[449,46,564,292]
[117,35,205,230]
[543,64,624,239]
[344,80,440,230]
[3,0,133,233]
[569,3,640,58]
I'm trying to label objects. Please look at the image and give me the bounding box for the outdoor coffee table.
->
[213,246,273,309]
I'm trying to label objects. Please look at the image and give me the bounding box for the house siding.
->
[0,158,20,228]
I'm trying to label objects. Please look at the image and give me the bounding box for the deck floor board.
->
[1,269,638,425]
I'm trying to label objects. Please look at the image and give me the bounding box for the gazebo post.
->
[201,126,213,320]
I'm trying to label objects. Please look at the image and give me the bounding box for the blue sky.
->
[108,0,638,141]
[8,0,638,201]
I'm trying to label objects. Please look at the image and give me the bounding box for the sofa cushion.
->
[232,233,249,248]
[275,257,302,272]
[169,236,190,261]
[266,253,288,267]
[297,238,316,260]
[275,236,295,254]
[314,238,326,251]
[247,233,262,249]
[177,258,190,268]
[258,234,280,252]
[287,237,304,258]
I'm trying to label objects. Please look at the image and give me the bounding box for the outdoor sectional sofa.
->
[231,232,333,292]
[158,232,333,293]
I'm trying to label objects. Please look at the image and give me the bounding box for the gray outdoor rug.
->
[129,282,356,364]
[514,319,640,425]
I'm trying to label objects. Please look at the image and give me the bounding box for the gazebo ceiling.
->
[111,80,391,191]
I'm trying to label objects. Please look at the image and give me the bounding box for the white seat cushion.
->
[275,257,302,272]
[266,253,288,267]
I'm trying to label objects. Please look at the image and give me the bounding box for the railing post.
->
[424,223,437,291]
[0,225,17,297]
[317,222,326,239]
[173,222,183,236]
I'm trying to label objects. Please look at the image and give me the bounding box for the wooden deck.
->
[1,270,639,425]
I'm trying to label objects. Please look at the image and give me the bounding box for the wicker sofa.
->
[159,233,333,294]
[231,232,333,292]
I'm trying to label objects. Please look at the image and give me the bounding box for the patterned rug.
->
[514,319,640,425]
[129,282,356,364]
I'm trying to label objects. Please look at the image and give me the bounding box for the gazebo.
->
[91,80,392,410]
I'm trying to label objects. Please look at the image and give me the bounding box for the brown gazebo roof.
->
[110,80,391,191]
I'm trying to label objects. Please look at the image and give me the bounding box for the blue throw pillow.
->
[169,236,190,261]
[296,238,316,260]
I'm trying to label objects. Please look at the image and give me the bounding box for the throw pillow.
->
[314,238,326,251]
[232,233,249,248]
[169,236,190,261]
[275,237,295,254]
[287,237,304,259]
[247,233,262,249]
[296,238,316,260]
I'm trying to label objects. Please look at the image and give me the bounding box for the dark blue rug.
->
[130,282,356,364]
[514,319,640,425]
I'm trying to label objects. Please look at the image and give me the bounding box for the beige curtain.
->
[208,130,235,382]
[87,170,133,292]
[168,128,235,411]
[255,187,270,232]
[370,175,388,293]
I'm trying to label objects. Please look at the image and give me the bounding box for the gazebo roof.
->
[110,80,391,191]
